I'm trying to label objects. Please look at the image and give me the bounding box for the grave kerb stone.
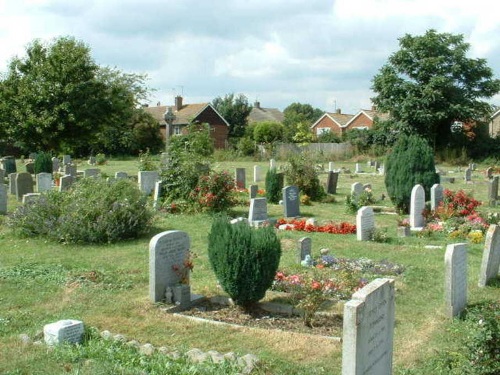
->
[445,243,467,318]
[478,225,500,287]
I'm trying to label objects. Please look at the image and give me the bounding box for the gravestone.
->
[356,206,374,241]
[62,155,71,165]
[64,165,77,178]
[44,319,84,346]
[430,183,444,211]
[351,182,364,203]
[410,184,425,230]
[269,159,276,170]
[297,237,312,264]
[149,230,190,303]
[248,197,268,224]
[9,173,17,195]
[464,168,472,183]
[282,185,300,218]
[326,171,339,194]
[88,156,96,165]
[355,163,362,173]
[249,184,258,199]
[22,193,41,204]
[488,176,498,207]
[52,157,60,172]
[1,156,17,174]
[28,152,37,160]
[478,225,500,287]
[373,161,380,171]
[115,171,128,179]
[0,169,4,182]
[138,171,159,195]
[153,181,162,210]
[59,175,74,192]
[84,168,100,178]
[25,162,35,174]
[36,173,53,193]
[486,167,493,179]
[235,168,246,189]
[445,243,467,318]
[253,165,261,182]
[328,162,334,172]
[378,165,385,175]
[0,184,6,214]
[15,172,34,201]
[342,278,395,375]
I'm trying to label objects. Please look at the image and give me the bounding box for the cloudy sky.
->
[1,0,499,114]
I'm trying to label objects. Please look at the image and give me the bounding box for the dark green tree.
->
[212,93,252,140]
[282,103,323,142]
[372,29,500,149]
[385,134,440,213]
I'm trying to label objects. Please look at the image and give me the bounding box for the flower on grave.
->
[397,218,410,227]
[172,251,196,284]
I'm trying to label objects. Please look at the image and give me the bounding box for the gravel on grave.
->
[178,300,343,337]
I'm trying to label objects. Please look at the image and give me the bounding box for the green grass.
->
[1,158,499,374]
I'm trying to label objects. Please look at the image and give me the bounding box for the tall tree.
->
[372,29,500,149]
[282,103,323,142]
[212,93,252,139]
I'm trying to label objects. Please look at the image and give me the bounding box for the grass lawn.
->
[1,157,499,374]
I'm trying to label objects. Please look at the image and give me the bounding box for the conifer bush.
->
[265,168,284,204]
[34,151,53,174]
[207,216,281,308]
[385,134,440,213]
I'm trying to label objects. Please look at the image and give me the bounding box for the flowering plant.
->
[397,217,410,227]
[172,251,196,284]
[276,218,356,234]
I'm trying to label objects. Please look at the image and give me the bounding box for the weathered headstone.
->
[1,156,17,174]
[378,165,385,175]
[28,152,37,160]
[62,155,71,166]
[83,168,100,178]
[464,168,472,183]
[282,185,300,218]
[52,157,60,172]
[248,197,268,224]
[59,175,74,192]
[342,278,395,375]
[64,165,77,178]
[253,165,261,183]
[149,230,190,303]
[444,243,467,318]
[25,162,35,174]
[410,184,425,230]
[326,171,339,194]
[88,156,96,165]
[486,167,493,179]
[373,161,380,171]
[297,237,312,264]
[22,193,41,204]
[488,176,498,207]
[8,173,17,195]
[44,319,84,346]
[249,184,258,199]
[15,172,34,201]
[0,169,4,182]
[328,162,335,172]
[351,182,364,203]
[235,168,246,189]
[430,183,444,211]
[356,206,374,241]
[269,159,276,170]
[0,184,7,214]
[138,171,159,195]
[115,171,128,179]
[355,163,362,174]
[36,173,53,193]
[478,225,500,287]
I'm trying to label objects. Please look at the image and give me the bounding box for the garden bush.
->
[265,167,284,204]
[34,151,53,174]
[188,170,236,213]
[385,134,439,213]
[284,153,325,201]
[207,216,281,308]
[8,178,152,244]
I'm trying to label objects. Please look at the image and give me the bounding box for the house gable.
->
[490,109,500,137]
[310,112,354,135]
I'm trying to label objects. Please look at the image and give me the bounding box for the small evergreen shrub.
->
[208,216,281,307]
[284,153,325,201]
[385,134,439,213]
[265,168,284,204]
[34,151,53,174]
[8,179,152,244]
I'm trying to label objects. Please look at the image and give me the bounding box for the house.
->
[489,109,500,137]
[144,96,230,149]
[310,108,389,136]
[247,101,284,124]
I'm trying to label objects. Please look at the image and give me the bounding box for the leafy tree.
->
[385,134,440,213]
[212,93,252,140]
[170,122,214,157]
[283,103,323,142]
[0,37,150,155]
[292,121,315,144]
[372,29,500,149]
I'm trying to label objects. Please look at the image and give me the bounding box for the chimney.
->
[336,108,341,114]
[175,96,183,111]
[371,105,377,111]
[254,101,260,109]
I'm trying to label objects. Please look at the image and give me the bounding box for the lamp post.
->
[163,107,176,152]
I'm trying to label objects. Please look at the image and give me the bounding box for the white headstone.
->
[253,165,261,183]
[149,230,190,303]
[36,172,53,193]
[342,278,395,375]
[138,171,159,195]
[478,225,500,287]
[248,197,268,223]
[445,243,467,318]
[0,184,6,214]
[269,159,276,170]
[328,162,334,172]
[430,183,444,211]
[355,163,362,174]
[153,181,162,210]
[410,184,425,229]
[356,206,374,241]
[44,319,84,346]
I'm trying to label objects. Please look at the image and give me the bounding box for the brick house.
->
[310,108,389,136]
[489,109,500,137]
[247,101,284,124]
[144,96,230,149]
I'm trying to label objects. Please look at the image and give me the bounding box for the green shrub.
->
[265,168,284,204]
[284,153,325,201]
[34,151,53,174]
[95,153,107,165]
[207,216,281,308]
[385,134,439,213]
[138,148,158,171]
[8,179,152,244]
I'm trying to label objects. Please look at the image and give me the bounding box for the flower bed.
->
[275,218,356,234]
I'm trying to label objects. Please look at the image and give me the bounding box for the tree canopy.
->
[211,93,252,139]
[282,103,323,142]
[0,36,158,155]
[372,29,500,149]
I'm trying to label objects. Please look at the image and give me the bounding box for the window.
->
[173,126,181,135]
[316,128,331,135]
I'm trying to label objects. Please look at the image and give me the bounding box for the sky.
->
[0,0,499,115]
